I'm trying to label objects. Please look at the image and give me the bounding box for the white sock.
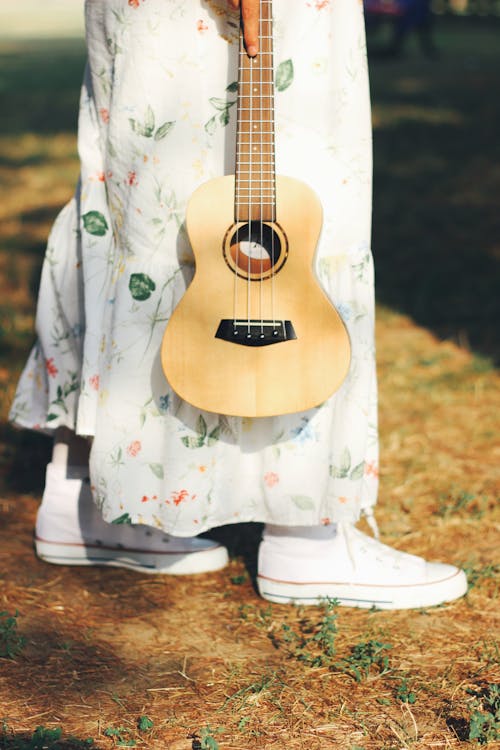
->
[51,439,69,467]
[51,428,90,471]
[36,463,91,542]
[262,524,338,557]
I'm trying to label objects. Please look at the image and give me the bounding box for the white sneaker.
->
[35,464,228,575]
[257,523,468,609]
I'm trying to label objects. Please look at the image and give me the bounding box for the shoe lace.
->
[337,521,358,569]
[337,513,409,572]
[362,507,380,540]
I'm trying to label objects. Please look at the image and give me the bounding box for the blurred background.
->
[0,0,84,38]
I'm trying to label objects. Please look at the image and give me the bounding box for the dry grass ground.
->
[0,18,499,750]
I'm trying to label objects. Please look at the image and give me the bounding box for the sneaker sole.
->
[257,568,468,609]
[35,537,229,575]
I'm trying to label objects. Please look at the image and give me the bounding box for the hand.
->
[227,0,259,57]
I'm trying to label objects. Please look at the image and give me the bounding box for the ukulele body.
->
[161,174,351,417]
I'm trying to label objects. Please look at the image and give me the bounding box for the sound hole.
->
[224,222,287,280]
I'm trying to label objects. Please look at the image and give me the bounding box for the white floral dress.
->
[10,0,378,535]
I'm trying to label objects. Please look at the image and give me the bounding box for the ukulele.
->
[161,0,351,417]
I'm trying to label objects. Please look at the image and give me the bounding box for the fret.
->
[238,34,273,40]
[235,167,276,173]
[235,203,275,210]
[237,141,274,146]
[237,137,274,143]
[237,132,274,138]
[236,184,276,189]
[237,135,274,141]
[238,159,274,167]
[236,191,276,195]
[236,163,275,168]
[236,170,275,174]
[236,178,275,183]
[235,210,275,219]
[236,183,275,189]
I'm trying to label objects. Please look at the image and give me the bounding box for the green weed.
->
[230,574,248,585]
[191,726,224,750]
[271,598,339,667]
[470,354,495,374]
[237,603,273,626]
[103,727,136,747]
[336,640,392,683]
[0,611,26,659]
[306,599,338,662]
[476,641,500,668]
[467,683,500,744]
[0,725,94,750]
[462,563,500,593]
[137,716,153,732]
[436,489,491,519]
[237,716,249,731]
[396,677,417,704]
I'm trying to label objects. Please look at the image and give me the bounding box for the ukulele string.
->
[267,0,277,334]
[247,50,254,336]
[234,30,244,332]
[259,4,264,337]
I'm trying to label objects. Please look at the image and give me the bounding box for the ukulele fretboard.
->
[234,0,276,223]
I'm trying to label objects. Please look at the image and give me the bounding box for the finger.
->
[241,0,259,57]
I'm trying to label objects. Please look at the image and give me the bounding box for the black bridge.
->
[215,319,297,347]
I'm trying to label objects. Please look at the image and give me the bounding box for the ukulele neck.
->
[235,0,276,224]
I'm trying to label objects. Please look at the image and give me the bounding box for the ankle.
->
[45,462,89,481]
[262,524,338,562]
[264,523,337,541]
[52,428,90,469]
